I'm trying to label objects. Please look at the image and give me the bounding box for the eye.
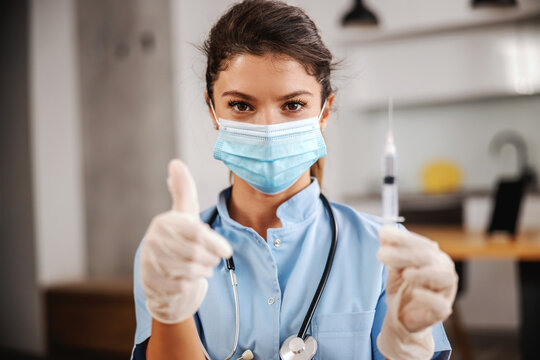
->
[284,100,305,112]
[229,101,252,112]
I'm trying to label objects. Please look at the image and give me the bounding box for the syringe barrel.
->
[382,182,399,224]
[384,153,396,177]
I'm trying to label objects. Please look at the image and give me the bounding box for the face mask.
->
[210,100,327,195]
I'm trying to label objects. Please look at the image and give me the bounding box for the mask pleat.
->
[213,115,327,194]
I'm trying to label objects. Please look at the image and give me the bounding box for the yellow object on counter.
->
[421,160,462,194]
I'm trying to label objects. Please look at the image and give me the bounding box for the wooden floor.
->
[46,279,135,359]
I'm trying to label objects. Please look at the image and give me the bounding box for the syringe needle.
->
[388,97,393,134]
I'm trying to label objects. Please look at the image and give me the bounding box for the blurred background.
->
[1,0,539,359]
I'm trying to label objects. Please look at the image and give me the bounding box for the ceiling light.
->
[342,0,379,26]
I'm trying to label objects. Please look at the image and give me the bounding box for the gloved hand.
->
[376,225,458,360]
[140,159,233,324]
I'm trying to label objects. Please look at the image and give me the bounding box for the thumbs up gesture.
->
[140,160,233,324]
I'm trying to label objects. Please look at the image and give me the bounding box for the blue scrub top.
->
[132,179,451,359]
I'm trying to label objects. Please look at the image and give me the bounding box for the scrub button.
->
[267,297,275,305]
[273,239,281,247]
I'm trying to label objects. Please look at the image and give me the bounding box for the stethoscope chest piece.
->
[279,335,317,360]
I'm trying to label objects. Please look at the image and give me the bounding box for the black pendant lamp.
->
[342,0,379,26]
[472,0,517,7]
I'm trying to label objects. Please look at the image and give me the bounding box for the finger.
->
[142,275,200,298]
[400,287,453,332]
[154,211,199,240]
[385,268,404,295]
[154,212,233,260]
[168,159,200,216]
[141,271,186,296]
[154,216,222,267]
[379,225,438,251]
[143,244,215,280]
[377,245,431,269]
[154,236,221,268]
[169,260,214,280]
[402,266,458,292]
[196,225,233,259]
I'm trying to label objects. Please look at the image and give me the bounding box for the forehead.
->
[213,54,321,96]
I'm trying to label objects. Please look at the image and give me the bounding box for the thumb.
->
[167,159,200,216]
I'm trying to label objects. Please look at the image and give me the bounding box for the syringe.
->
[382,98,404,225]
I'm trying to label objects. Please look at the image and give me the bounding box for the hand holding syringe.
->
[376,99,458,359]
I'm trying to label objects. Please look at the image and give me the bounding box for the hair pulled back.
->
[202,0,335,185]
[202,0,334,105]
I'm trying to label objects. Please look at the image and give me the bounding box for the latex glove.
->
[140,159,233,324]
[376,225,458,360]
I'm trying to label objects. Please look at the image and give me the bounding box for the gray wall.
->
[0,0,44,354]
[77,0,176,276]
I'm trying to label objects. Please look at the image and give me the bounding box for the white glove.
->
[140,159,233,324]
[376,225,458,360]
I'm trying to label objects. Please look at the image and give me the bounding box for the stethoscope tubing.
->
[199,268,240,360]
[202,193,338,359]
[297,193,338,340]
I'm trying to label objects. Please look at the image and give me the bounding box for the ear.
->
[204,92,219,129]
[319,93,335,131]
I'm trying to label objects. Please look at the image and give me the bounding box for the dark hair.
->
[202,0,336,184]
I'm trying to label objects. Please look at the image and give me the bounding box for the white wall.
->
[30,0,86,285]
[171,0,243,210]
[78,0,176,277]
[341,96,540,197]
[341,20,540,109]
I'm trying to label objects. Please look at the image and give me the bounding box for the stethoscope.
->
[199,193,338,360]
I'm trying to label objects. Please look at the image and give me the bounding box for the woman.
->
[132,1,457,359]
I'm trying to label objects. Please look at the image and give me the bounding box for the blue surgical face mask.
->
[210,100,327,195]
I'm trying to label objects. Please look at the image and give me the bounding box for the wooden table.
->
[407,225,540,359]
[45,278,135,360]
[407,226,540,261]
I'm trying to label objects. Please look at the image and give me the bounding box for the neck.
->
[228,172,311,240]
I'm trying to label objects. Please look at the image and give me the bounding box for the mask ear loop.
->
[318,98,328,132]
[209,99,222,130]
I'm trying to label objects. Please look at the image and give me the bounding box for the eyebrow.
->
[278,90,314,100]
[221,91,255,101]
[221,90,314,101]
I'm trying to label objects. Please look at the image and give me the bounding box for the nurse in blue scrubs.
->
[132,1,458,359]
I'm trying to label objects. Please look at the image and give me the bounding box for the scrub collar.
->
[215,177,323,230]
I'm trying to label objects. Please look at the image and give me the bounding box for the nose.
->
[254,106,282,125]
